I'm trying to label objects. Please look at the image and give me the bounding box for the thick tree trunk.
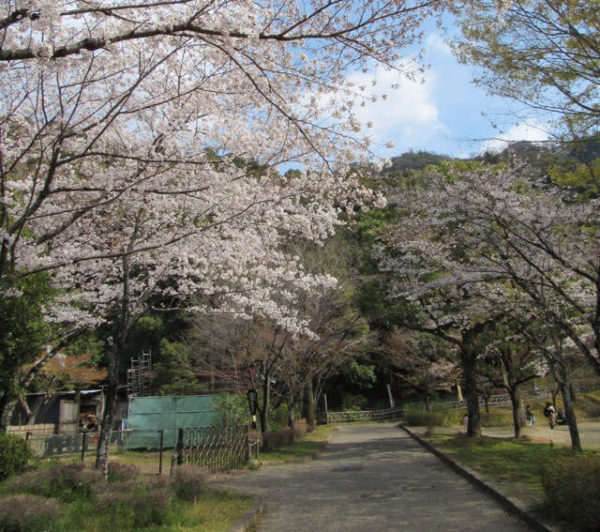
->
[483,394,490,415]
[287,400,295,443]
[302,379,316,428]
[462,353,481,438]
[95,342,121,476]
[508,387,525,439]
[0,395,17,433]
[559,376,582,452]
[0,373,20,432]
[424,394,432,412]
[259,374,270,434]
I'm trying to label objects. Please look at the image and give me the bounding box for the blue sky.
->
[358,18,551,160]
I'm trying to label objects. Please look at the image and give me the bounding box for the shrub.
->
[262,428,293,451]
[171,464,206,502]
[403,410,446,427]
[0,494,60,531]
[0,434,32,481]
[211,393,249,431]
[5,463,104,502]
[481,411,514,427]
[95,477,172,528]
[106,462,140,483]
[541,452,600,531]
[293,419,308,439]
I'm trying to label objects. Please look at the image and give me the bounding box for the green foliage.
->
[387,150,451,173]
[106,462,140,483]
[94,477,172,528]
[0,274,53,402]
[153,338,204,396]
[0,434,32,481]
[434,433,558,489]
[480,411,515,427]
[5,463,102,502]
[124,315,164,357]
[211,393,249,430]
[549,157,600,200]
[171,464,207,502]
[541,452,600,531]
[62,332,105,363]
[341,360,376,391]
[341,393,369,411]
[456,0,600,134]
[0,494,60,531]
[0,463,252,531]
[403,404,463,427]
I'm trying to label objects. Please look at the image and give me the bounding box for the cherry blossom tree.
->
[1,0,448,465]
[384,161,598,449]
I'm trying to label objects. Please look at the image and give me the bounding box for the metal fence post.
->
[176,427,184,466]
[80,431,87,462]
[158,429,164,475]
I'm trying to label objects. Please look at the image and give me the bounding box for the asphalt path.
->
[210,423,533,531]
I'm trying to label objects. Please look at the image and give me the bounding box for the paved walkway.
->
[209,423,532,531]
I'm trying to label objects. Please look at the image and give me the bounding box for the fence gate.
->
[176,424,250,472]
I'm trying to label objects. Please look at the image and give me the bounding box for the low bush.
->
[0,494,60,531]
[403,409,446,427]
[106,462,140,483]
[5,463,103,502]
[0,434,32,481]
[293,419,308,439]
[95,477,172,528]
[262,428,293,450]
[171,464,206,502]
[481,411,514,427]
[541,452,600,531]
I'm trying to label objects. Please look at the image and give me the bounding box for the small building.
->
[10,389,105,435]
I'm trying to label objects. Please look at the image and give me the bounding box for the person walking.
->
[525,405,536,426]
[543,402,557,429]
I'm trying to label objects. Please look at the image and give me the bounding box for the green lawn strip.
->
[425,432,564,504]
[259,424,336,462]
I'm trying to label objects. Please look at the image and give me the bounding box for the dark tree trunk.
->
[508,387,525,439]
[424,394,432,412]
[258,373,270,434]
[95,341,121,475]
[462,352,481,438]
[0,373,19,432]
[559,374,582,452]
[287,400,295,443]
[0,395,17,432]
[303,378,316,428]
[483,394,490,415]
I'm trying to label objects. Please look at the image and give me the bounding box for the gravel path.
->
[209,422,533,532]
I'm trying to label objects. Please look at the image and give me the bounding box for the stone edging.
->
[398,424,557,532]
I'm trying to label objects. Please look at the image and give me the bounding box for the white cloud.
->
[480,122,550,153]
[425,33,452,56]
[348,64,445,151]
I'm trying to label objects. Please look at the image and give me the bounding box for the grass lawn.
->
[51,489,255,532]
[259,424,336,463]
[0,464,254,532]
[427,432,561,493]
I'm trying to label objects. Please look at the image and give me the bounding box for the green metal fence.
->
[127,395,218,449]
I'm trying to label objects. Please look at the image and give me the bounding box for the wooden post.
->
[158,429,164,475]
[80,431,87,462]
[176,428,184,466]
[324,393,329,424]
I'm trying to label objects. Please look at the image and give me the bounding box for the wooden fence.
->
[320,406,404,424]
